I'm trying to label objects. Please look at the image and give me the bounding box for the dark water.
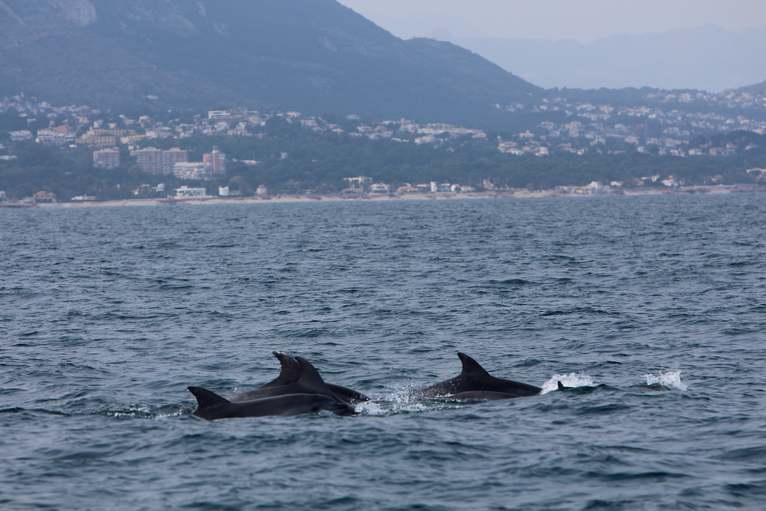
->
[2,194,765,510]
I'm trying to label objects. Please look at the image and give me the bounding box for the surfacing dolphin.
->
[232,352,368,404]
[189,388,355,420]
[420,352,542,400]
[189,357,358,420]
[259,352,303,389]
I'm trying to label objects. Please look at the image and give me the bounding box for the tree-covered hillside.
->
[2,119,764,200]
[0,0,538,127]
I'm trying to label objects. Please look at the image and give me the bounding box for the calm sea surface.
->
[1,194,765,510]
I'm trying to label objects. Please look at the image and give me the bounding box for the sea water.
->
[1,194,765,510]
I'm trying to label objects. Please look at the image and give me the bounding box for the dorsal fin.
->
[557,381,567,391]
[458,353,491,378]
[295,357,329,390]
[188,387,229,409]
[267,352,301,386]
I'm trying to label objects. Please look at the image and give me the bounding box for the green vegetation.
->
[0,0,537,128]
[2,122,764,200]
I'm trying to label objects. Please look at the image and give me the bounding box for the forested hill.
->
[0,0,539,127]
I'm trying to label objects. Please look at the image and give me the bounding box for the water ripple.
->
[1,193,765,509]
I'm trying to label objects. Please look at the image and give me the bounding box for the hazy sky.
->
[339,0,766,41]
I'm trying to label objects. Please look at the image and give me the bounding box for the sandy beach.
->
[6,184,759,209]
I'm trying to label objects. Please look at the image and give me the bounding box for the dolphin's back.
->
[327,383,369,403]
[189,387,355,420]
[233,356,369,403]
[418,353,541,399]
[228,394,355,419]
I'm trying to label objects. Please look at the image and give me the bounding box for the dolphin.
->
[232,354,369,403]
[188,387,356,420]
[324,383,369,404]
[230,352,302,402]
[260,352,303,388]
[420,352,542,400]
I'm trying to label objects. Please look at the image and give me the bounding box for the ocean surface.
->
[1,194,765,510]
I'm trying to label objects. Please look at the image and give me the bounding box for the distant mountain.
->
[459,26,766,92]
[0,0,539,126]
[737,81,766,95]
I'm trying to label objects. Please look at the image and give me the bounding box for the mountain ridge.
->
[459,25,766,92]
[737,80,766,95]
[0,0,539,126]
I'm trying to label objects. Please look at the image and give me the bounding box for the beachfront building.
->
[343,176,372,194]
[369,183,391,194]
[397,183,419,194]
[93,148,121,169]
[174,186,208,199]
[33,191,56,203]
[747,168,766,181]
[430,182,453,193]
[132,147,189,175]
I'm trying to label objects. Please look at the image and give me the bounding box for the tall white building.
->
[203,148,226,176]
[93,148,121,169]
[132,147,189,174]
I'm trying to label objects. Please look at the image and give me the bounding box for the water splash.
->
[355,388,459,416]
[541,373,595,394]
[101,405,189,419]
[644,370,687,391]
[102,406,154,419]
[355,399,387,416]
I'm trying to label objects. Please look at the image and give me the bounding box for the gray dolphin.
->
[188,387,356,420]
[261,352,303,388]
[188,355,362,420]
[232,353,369,403]
[230,352,302,402]
[420,352,542,400]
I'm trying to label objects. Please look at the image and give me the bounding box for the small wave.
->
[0,407,70,417]
[644,370,687,391]
[578,403,632,415]
[489,278,535,287]
[541,373,595,394]
[718,445,766,462]
[540,307,617,317]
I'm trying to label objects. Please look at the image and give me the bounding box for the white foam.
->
[355,400,386,416]
[644,370,687,391]
[104,406,152,418]
[355,387,460,416]
[541,373,595,394]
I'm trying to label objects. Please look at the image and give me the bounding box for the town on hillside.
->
[1,90,766,204]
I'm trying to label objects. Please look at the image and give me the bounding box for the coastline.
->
[5,184,763,210]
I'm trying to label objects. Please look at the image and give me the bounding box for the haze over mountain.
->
[458,26,766,92]
[0,0,538,126]
[738,80,766,95]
